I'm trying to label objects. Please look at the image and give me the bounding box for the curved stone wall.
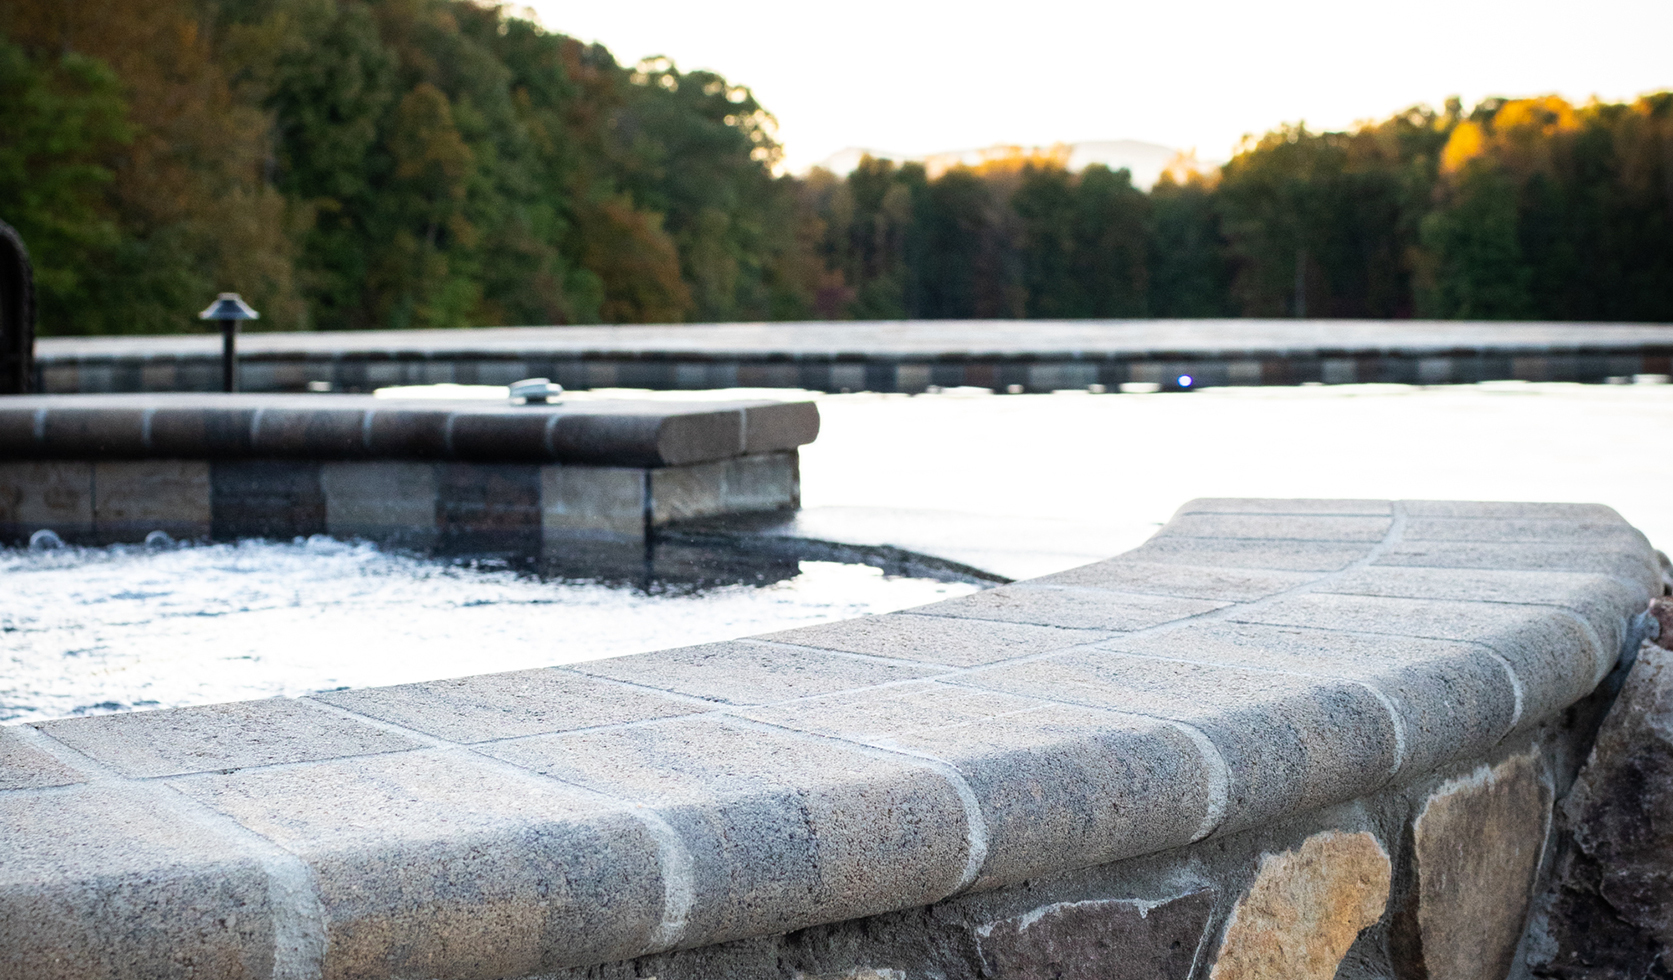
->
[0,498,1659,980]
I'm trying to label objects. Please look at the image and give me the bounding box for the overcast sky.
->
[526,0,1673,172]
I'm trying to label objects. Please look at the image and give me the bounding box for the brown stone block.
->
[92,460,211,542]
[1210,830,1391,980]
[1391,752,1551,980]
[0,460,94,542]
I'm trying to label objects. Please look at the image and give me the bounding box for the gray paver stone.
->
[315,668,704,742]
[740,682,1216,887]
[756,613,1110,667]
[0,726,85,790]
[571,641,942,705]
[0,785,273,980]
[909,585,1227,632]
[957,650,1401,834]
[484,715,971,947]
[1099,622,1519,778]
[169,749,666,977]
[37,698,420,778]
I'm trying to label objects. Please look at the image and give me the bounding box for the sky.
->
[524,0,1673,173]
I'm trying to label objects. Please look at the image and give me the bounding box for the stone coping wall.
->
[0,394,820,467]
[31,320,1673,393]
[0,499,1660,980]
[0,394,817,548]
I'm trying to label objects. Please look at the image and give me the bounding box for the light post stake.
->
[198,293,259,393]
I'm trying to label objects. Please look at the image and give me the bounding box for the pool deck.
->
[30,319,1673,394]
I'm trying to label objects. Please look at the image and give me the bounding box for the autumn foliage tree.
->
[0,0,1668,333]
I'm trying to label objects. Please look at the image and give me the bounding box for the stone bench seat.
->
[0,498,1660,980]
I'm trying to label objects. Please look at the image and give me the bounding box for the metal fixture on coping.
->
[197,293,259,393]
[509,377,564,405]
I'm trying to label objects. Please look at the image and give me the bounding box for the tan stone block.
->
[1392,752,1551,980]
[541,465,645,541]
[648,459,725,525]
[0,460,93,541]
[92,460,211,542]
[321,461,438,546]
[1210,830,1391,980]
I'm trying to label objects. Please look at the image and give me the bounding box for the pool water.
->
[0,538,980,724]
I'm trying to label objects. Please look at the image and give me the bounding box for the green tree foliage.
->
[0,0,1668,333]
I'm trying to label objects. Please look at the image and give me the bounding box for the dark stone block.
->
[40,407,147,457]
[363,408,452,459]
[150,406,259,458]
[250,407,368,458]
[1529,642,1673,980]
[211,460,325,539]
[0,404,39,455]
[977,890,1215,980]
[436,462,541,552]
[447,412,553,461]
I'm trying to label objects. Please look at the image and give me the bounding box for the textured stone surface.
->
[484,715,972,946]
[756,613,1109,667]
[170,749,667,977]
[1317,566,1645,656]
[541,464,646,541]
[1155,512,1392,542]
[320,461,438,544]
[1101,622,1519,778]
[0,725,84,789]
[0,460,93,541]
[911,585,1227,631]
[740,682,1216,885]
[1392,753,1552,980]
[210,459,326,538]
[1210,830,1392,980]
[1121,535,1373,571]
[316,667,704,742]
[1032,559,1317,601]
[1234,593,1615,724]
[38,697,418,777]
[976,891,1216,980]
[649,455,799,526]
[1402,516,1649,547]
[959,650,1401,832]
[573,641,941,705]
[1531,641,1673,979]
[91,460,211,541]
[0,785,274,980]
[1373,540,1663,599]
[1176,497,1393,516]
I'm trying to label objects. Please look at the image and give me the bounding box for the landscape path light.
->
[198,293,259,392]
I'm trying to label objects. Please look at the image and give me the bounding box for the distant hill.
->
[810,139,1198,189]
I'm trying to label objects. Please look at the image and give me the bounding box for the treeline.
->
[2,0,1671,334]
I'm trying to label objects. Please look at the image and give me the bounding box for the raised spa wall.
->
[0,498,1663,980]
[0,394,819,549]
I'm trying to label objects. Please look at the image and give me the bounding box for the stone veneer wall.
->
[0,498,1661,980]
[0,394,818,547]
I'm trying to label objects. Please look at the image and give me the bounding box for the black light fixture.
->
[198,293,259,392]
